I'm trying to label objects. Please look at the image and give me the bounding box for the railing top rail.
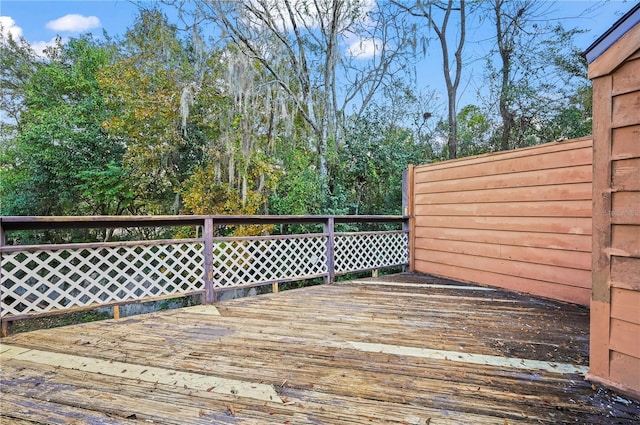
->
[0,215,407,232]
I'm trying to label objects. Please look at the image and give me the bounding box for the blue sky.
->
[1,1,150,52]
[1,1,633,49]
[0,0,636,110]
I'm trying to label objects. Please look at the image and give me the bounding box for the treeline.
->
[0,2,592,222]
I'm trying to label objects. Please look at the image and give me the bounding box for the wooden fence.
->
[0,215,408,332]
[587,11,640,400]
[409,137,593,306]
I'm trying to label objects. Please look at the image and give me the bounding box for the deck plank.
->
[2,273,639,424]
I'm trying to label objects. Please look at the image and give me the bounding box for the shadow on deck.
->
[2,273,639,424]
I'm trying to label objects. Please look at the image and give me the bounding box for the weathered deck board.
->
[2,273,639,424]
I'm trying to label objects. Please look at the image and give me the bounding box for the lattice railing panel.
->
[334,232,408,273]
[212,236,327,288]
[1,243,204,317]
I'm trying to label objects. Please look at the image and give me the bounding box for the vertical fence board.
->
[586,17,640,400]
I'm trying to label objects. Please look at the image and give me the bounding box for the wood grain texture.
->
[611,191,640,225]
[612,158,640,191]
[4,274,637,424]
[415,227,591,252]
[611,225,640,257]
[611,288,640,325]
[609,351,640,392]
[414,215,592,235]
[610,318,640,358]
[590,74,614,386]
[415,200,592,218]
[413,261,590,306]
[415,145,592,183]
[612,125,640,160]
[612,91,640,128]
[415,182,592,205]
[589,30,640,400]
[611,256,640,290]
[414,138,591,174]
[414,249,591,289]
[412,139,593,306]
[415,164,592,194]
[587,21,640,79]
[414,238,591,270]
[613,57,640,95]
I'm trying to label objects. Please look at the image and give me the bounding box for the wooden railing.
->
[0,215,408,332]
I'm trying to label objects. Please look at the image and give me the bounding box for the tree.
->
[166,0,413,207]
[99,8,207,213]
[484,0,589,150]
[0,24,38,140]
[456,104,491,157]
[333,81,433,215]
[393,0,466,159]
[1,37,128,216]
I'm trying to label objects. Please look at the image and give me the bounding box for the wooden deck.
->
[2,273,639,424]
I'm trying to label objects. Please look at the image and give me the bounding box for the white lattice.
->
[334,232,408,273]
[1,243,204,317]
[212,236,327,288]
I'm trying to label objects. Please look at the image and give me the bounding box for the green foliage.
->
[1,36,123,216]
[484,7,592,151]
[1,5,598,223]
[268,148,322,216]
[332,104,429,216]
[0,25,38,138]
[77,163,137,215]
[181,164,272,236]
[99,8,207,213]
[10,310,113,334]
[456,105,491,157]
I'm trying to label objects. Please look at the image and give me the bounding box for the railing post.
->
[324,217,335,284]
[404,164,415,272]
[204,217,216,304]
[0,220,9,337]
[402,217,410,273]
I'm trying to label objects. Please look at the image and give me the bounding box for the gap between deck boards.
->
[166,284,585,376]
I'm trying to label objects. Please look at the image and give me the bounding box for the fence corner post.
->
[204,217,216,304]
[403,164,415,272]
[324,217,335,284]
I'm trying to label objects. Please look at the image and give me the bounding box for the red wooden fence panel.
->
[411,137,593,306]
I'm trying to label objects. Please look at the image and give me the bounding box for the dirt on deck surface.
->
[2,272,639,424]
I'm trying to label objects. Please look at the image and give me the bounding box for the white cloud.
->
[1,16,66,58]
[0,16,23,39]
[32,38,64,57]
[346,38,382,59]
[46,14,100,33]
